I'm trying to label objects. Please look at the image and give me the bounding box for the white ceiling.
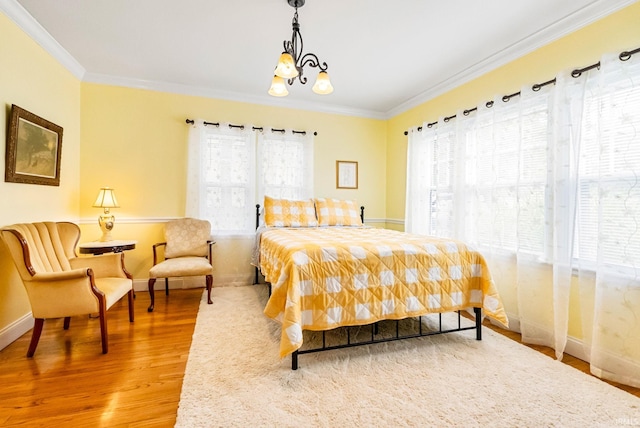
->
[5,0,637,118]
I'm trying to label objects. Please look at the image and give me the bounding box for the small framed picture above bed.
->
[336,160,358,189]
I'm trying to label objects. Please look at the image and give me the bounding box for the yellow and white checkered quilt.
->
[260,227,509,357]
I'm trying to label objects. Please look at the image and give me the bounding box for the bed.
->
[255,197,509,369]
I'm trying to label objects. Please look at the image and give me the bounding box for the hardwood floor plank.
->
[0,288,637,427]
[0,288,202,427]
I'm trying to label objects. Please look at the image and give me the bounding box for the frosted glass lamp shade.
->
[312,71,334,95]
[268,75,289,97]
[274,52,299,79]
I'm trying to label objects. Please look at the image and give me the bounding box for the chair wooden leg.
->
[63,317,71,330]
[27,318,44,357]
[96,294,109,354]
[165,277,169,296]
[128,289,135,322]
[99,311,108,354]
[148,278,156,312]
[206,275,213,304]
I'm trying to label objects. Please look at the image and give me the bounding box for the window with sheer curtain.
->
[186,122,314,235]
[406,51,640,388]
[257,129,314,201]
[576,78,640,272]
[408,57,640,270]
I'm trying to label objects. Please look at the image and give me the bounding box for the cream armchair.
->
[1,222,134,356]
[147,218,214,312]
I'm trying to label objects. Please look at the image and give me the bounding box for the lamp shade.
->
[93,187,119,208]
[312,71,334,95]
[274,52,299,79]
[268,75,289,97]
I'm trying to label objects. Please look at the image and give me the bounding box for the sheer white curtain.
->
[565,53,640,387]
[412,118,464,239]
[186,120,256,235]
[405,126,432,236]
[257,128,314,202]
[405,50,640,387]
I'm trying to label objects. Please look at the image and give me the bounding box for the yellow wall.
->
[386,1,640,339]
[0,12,81,335]
[79,83,387,283]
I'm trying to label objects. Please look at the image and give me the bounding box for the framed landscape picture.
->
[5,104,63,186]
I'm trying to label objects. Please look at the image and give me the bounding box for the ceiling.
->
[6,0,636,118]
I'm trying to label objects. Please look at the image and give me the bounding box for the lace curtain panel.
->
[186,121,256,234]
[186,121,314,235]
[257,129,314,201]
[406,51,640,388]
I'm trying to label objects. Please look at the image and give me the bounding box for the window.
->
[258,130,314,201]
[575,79,640,270]
[464,99,549,256]
[202,130,256,234]
[406,55,640,272]
[186,122,314,235]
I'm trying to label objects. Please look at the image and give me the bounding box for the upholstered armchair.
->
[147,218,214,312]
[0,222,134,356]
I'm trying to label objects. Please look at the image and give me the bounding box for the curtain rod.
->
[403,46,640,135]
[185,119,317,136]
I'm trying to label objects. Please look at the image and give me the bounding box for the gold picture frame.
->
[5,105,63,186]
[336,160,358,189]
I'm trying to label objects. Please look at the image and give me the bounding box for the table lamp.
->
[93,187,119,242]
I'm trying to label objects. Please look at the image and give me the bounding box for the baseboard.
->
[0,312,33,351]
[564,336,589,362]
[491,313,594,364]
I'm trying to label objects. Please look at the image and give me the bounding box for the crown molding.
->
[0,0,85,80]
[82,72,388,120]
[3,0,634,120]
[383,0,638,119]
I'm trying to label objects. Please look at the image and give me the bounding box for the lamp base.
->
[98,215,116,242]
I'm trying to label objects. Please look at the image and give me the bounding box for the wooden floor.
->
[0,288,203,428]
[0,288,638,427]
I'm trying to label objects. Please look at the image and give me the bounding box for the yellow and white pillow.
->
[264,196,318,227]
[314,198,363,227]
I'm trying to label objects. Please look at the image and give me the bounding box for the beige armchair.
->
[147,218,214,312]
[0,222,134,356]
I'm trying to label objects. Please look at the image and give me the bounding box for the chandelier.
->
[268,0,333,97]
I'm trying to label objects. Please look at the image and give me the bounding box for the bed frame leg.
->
[292,350,299,370]
[474,307,482,340]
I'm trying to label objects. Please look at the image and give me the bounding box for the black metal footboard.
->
[290,308,482,370]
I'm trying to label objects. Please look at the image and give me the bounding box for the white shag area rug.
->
[175,285,639,427]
